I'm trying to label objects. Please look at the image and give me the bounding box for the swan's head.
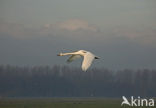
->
[77,50,87,56]
[57,53,63,56]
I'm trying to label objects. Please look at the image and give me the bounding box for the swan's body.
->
[57,50,99,71]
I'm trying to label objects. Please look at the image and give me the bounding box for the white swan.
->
[57,50,99,71]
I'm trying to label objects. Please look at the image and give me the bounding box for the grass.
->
[0,97,153,108]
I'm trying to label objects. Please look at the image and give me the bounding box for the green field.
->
[0,98,151,108]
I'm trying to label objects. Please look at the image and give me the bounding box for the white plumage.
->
[57,50,99,71]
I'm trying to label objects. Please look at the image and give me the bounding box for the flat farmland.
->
[0,98,150,108]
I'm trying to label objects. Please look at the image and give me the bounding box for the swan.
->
[57,50,99,71]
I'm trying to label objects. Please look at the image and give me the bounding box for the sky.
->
[0,0,156,70]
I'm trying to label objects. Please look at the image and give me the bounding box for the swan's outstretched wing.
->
[67,55,81,63]
[82,52,94,71]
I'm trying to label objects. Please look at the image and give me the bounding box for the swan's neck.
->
[60,52,76,56]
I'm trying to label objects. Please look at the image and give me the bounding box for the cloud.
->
[112,27,156,45]
[0,19,100,40]
[0,22,24,38]
[57,19,98,32]
[0,21,40,39]
[0,19,156,46]
[44,19,98,32]
[40,19,101,41]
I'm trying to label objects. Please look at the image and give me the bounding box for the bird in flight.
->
[57,50,99,71]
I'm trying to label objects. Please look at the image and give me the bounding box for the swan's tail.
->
[95,56,100,59]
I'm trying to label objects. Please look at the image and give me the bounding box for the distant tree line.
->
[0,65,156,97]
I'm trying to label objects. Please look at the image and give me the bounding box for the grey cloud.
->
[1,20,156,46]
[0,19,100,40]
[111,26,156,46]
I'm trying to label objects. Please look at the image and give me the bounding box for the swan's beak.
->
[95,56,100,59]
[57,53,61,56]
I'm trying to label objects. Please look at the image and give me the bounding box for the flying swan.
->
[57,50,99,71]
